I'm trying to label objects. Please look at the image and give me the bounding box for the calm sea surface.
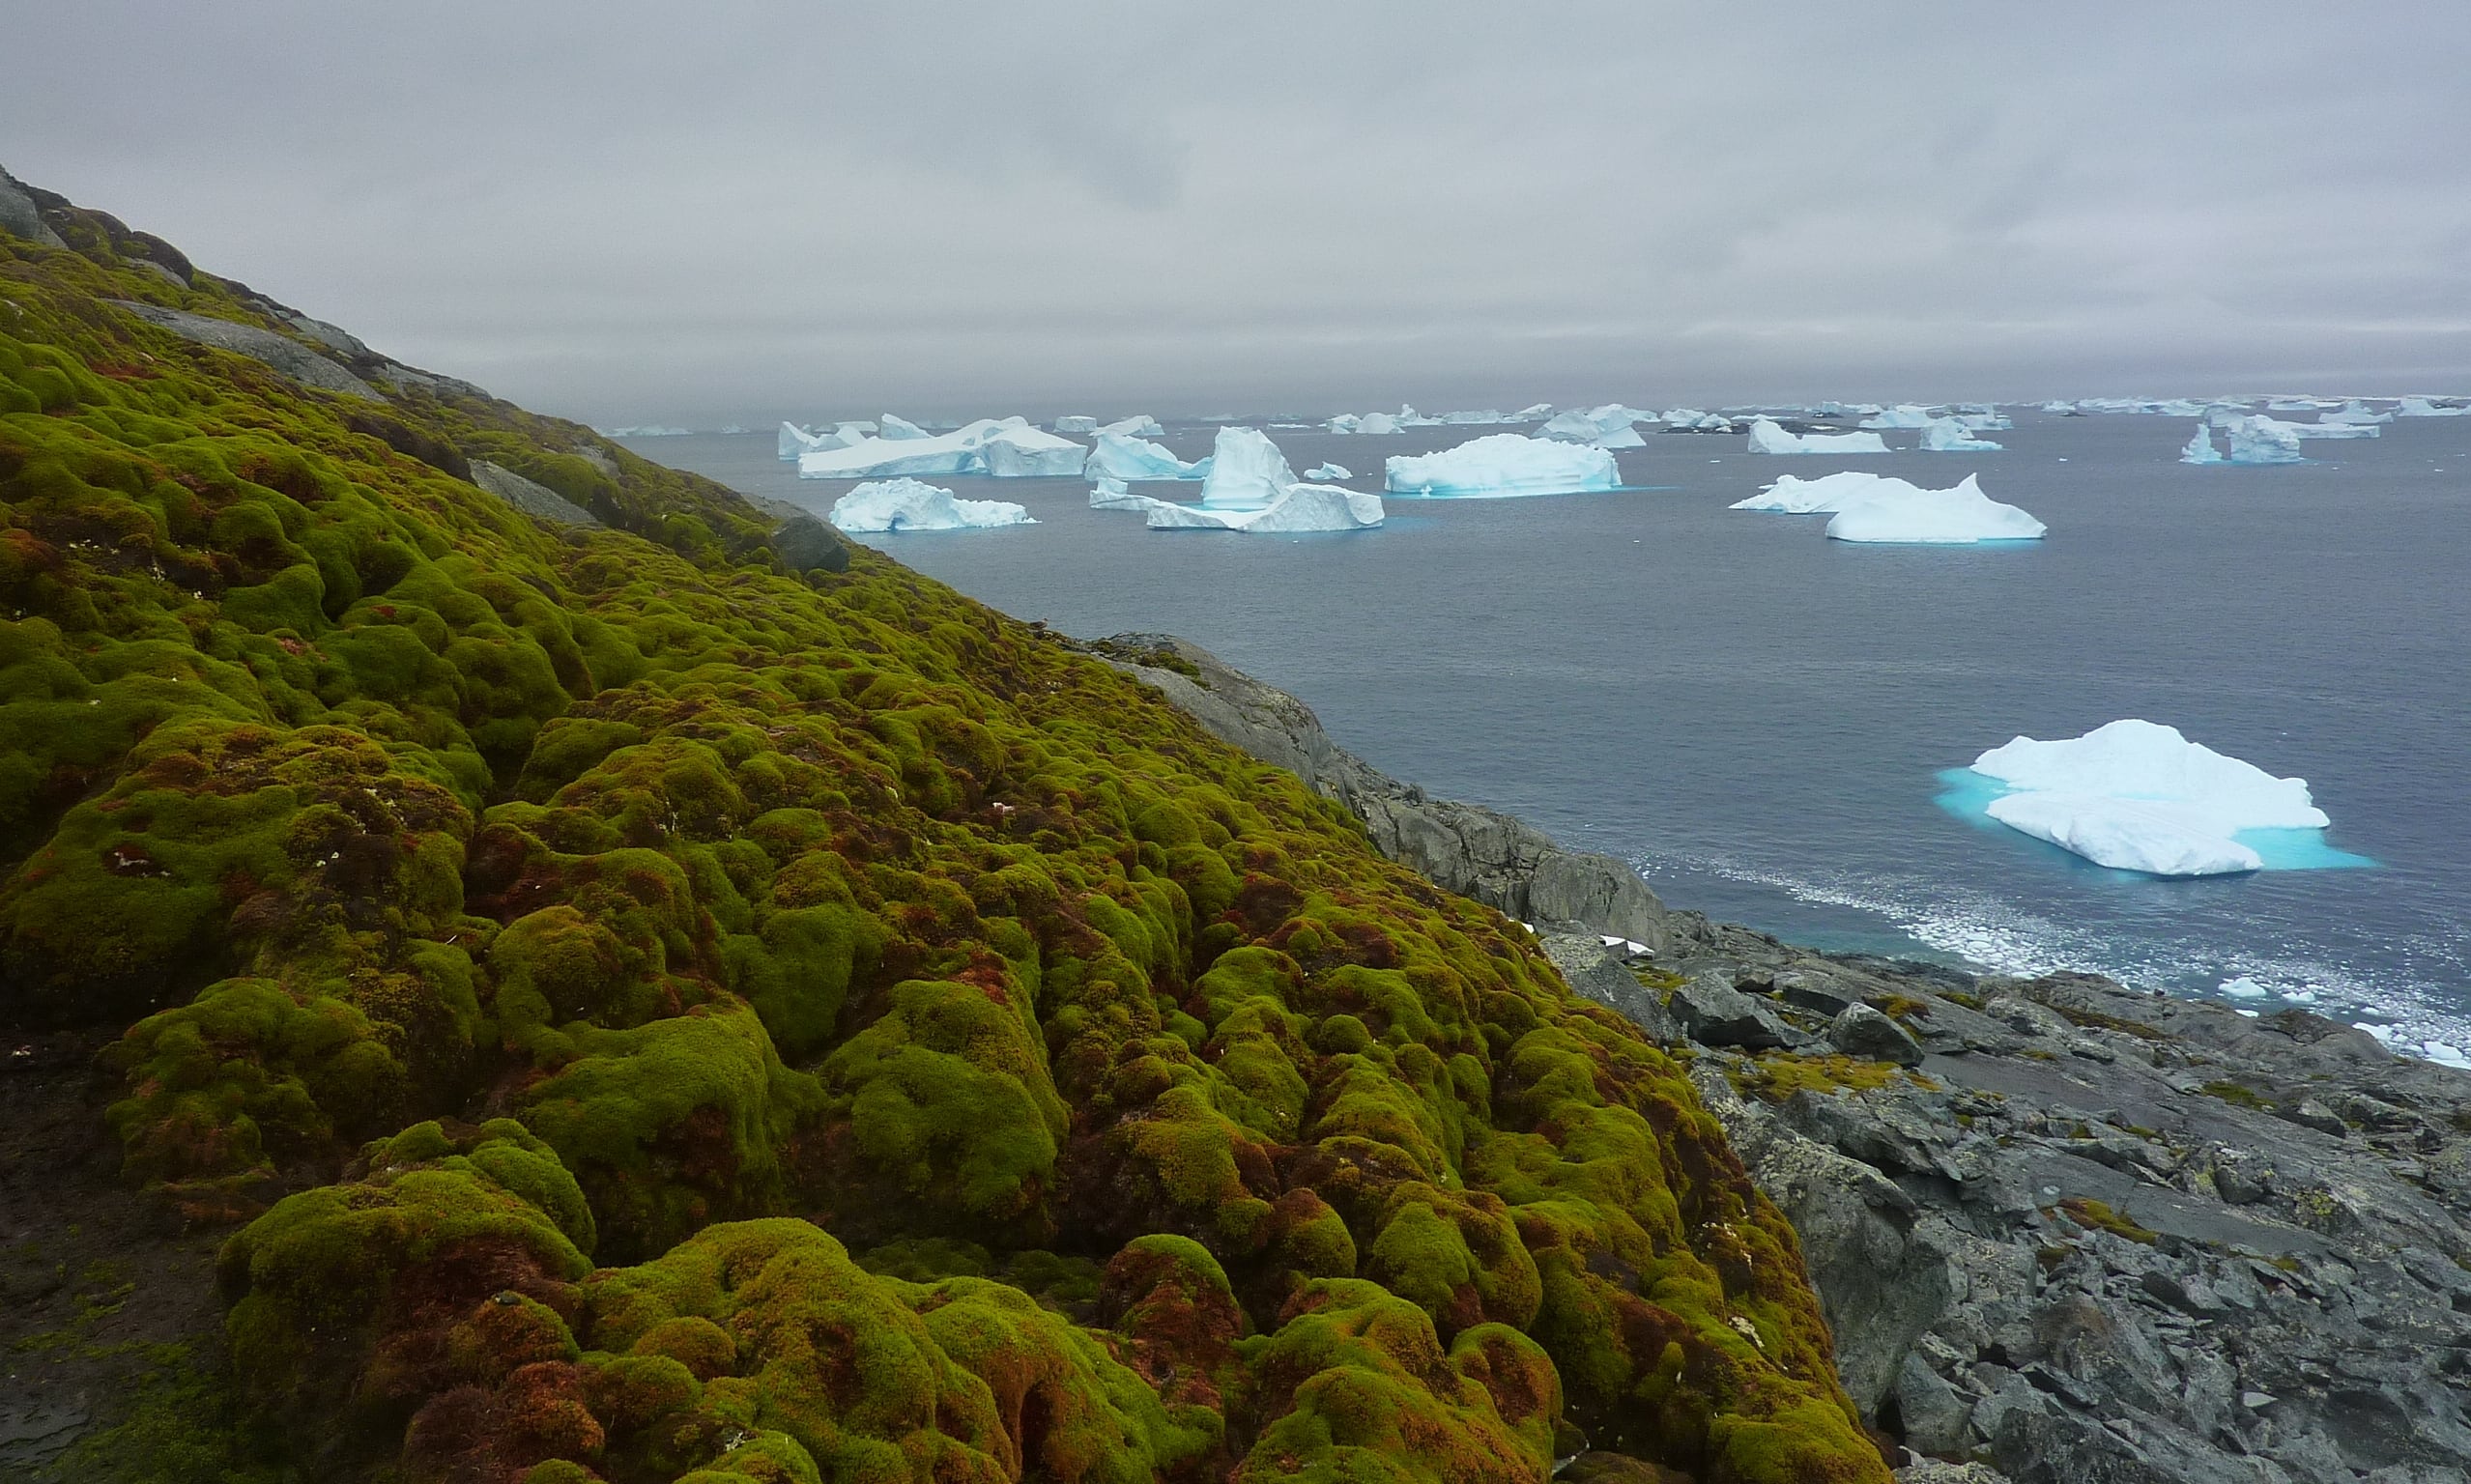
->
[625,413,2471,1053]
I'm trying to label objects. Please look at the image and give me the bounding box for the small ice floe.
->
[1745,418,1891,455]
[2219,976,2270,999]
[1964,720,2335,877]
[828,477,1035,532]
[1824,474,2045,544]
[1303,462,1352,481]
[1384,433,1621,498]
[1921,416,2003,452]
[1086,432,1209,481]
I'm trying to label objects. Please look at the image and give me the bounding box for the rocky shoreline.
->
[1100,633,2471,1484]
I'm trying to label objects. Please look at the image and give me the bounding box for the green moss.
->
[2057,1197,2159,1245]
[2198,1079,2268,1109]
[0,193,1890,1484]
[1727,1051,1912,1103]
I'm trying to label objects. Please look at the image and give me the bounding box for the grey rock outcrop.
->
[108,300,381,400]
[769,512,851,574]
[0,167,68,248]
[469,460,600,527]
[1661,923,2471,1483]
[1093,634,1671,954]
[1829,1003,1925,1066]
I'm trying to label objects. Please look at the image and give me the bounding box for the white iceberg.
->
[877,414,934,441]
[1510,403,1553,420]
[1328,411,1411,435]
[1139,483,1385,533]
[1746,418,1890,456]
[2267,398,2332,412]
[1538,405,1655,446]
[1860,405,1939,429]
[800,416,1081,479]
[1823,474,2045,544]
[2320,400,2392,426]
[1442,409,1509,425]
[1384,433,1620,498]
[778,421,850,461]
[1968,719,2329,876]
[1304,462,1352,480]
[1099,414,1165,438]
[1086,431,1208,481]
[2039,400,2079,414]
[1397,404,1442,427]
[2220,415,2305,465]
[2286,419,2378,440]
[1089,475,1148,510]
[2398,396,2468,417]
[2182,424,2224,465]
[1053,415,1100,435]
[981,424,1087,477]
[1957,413,2013,432]
[1730,470,1895,513]
[828,477,1035,533]
[1921,416,2003,452]
[1197,426,1301,510]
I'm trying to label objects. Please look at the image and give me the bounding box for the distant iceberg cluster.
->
[1960,720,2339,877]
[789,416,1085,480]
[827,478,1035,533]
[1537,405,1658,448]
[1731,470,2045,544]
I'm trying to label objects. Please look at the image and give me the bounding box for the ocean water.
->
[625,413,2471,1054]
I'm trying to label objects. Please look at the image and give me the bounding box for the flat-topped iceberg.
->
[1099,414,1165,438]
[1304,462,1351,480]
[1731,470,1896,513]
[1086,431,1208,481]
[1510,403,1553,420]
[1088,474,1147,510]
[1053,415,1100,434]
[1967,719,2330,876]
[828,478,1035,533]
[1385,433,1619,498]
[1139,483,1384,532]
[799,417,1086,479]
[1746,418,1890,455]
[1921,416,2002,452]
[1824,474,2045,544]
[1198,426,1300,509]
[2320,400,2392,425]
[2398,396,2468,417]
[1859,405,1939,429]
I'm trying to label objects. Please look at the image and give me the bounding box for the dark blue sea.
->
[625,411,2471,1058]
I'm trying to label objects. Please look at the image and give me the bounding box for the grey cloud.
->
[3,0,2465,423]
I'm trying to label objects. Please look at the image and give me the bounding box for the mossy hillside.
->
[3,193,1886,1481]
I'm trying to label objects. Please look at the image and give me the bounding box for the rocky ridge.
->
[1110,639,2471,1484]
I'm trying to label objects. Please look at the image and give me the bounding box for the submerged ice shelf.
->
[1943,720,2366,877]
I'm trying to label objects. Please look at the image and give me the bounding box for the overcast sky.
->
[7,2,2469,424]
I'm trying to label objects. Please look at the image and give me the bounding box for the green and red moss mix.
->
[0,191,1888,1483]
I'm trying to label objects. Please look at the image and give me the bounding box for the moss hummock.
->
[2,184,1888,1481]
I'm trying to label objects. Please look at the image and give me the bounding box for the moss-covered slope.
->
[0,175,1888,1484]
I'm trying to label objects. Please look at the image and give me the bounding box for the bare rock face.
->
[1092,633,1671,955]
[1654,919,2471,1484]
[109,299,383,400]
[0,166,69,247]
[469,460,601,527]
